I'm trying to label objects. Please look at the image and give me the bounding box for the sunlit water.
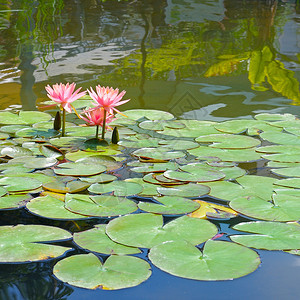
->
[1,0,300,299]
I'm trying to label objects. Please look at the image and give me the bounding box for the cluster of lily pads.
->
[0,105,300,290]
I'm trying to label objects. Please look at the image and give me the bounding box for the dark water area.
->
[1,0,300,299]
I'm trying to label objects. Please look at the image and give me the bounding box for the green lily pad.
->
[231,221,300,250]
[39,144,64,160]
[65,194,137,217]
[88,181,143,197]
[132,148,185,161]
[106,214,218,248]
[130,161,178,173]
[0,125,30,134]
[1,146,33,158]
[0,111,51,125]
[49,136,86,148]
[54,162,106,176]
[76,155,122,171]
[195,134,260,149]
[26,195,88,220]
[73,224,141,255]
[16,128,60,139]
[79,173,117,184]
[120,109,174,121]
[149,240,260,281]
[229,193,300,221]
[53,253,151,290]
[203,181,244,202]
[0,194,32,209]
[157,121,219,138]
[0,176,42,192]
[274,178,300,189]
[158,139,199,150]
[271,166,300,177]
[138,196,200,215]
[260,132,300,146]
[125,178,159,197]
[43,179,90,194]
[157,183,210,198]
[0,163,34,174]
[164,166,225,182]
[214,119,282,135]
[0,187,7,197]
[119,137,160,148]
[188,146,261,162]
[0,224,72,262]
[254,113,296,122]
[23,157,57,169]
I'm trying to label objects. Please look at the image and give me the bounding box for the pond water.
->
[1,0,300,299]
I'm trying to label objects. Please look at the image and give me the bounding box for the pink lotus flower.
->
[87,85,130,115]
[80,107,115,127]
[45,82,86,113]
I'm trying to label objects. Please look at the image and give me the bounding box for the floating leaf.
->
[255,113,297,122]
[26,195,88,220]
[106,214,218,248]
[231,221,300,250]
[125,178,159,197]
[73,225,141,255]
[149,240,260,281]
[0,224,71,262]
[138,196,200,215]
[0,111,51,125]
[274,178,300,189]
[53,253,151,290]
[79,173,117,184]
[0,194,32,209]
[189,200,238,219]
[130,161,178,173]
[0,177,42,192]
[158,139,199,150]
[214,119,281,135]
[188,146,261,162]
[195,134,260,149]
[76,155,122,171]
[132,148,185,161]
[65,194,137,217]
[1,146,33,158]
[260,132,300,146]
[54,162,106,176]
[88,181,143,197]
[43,179,90,194]
[157,183,210,198]
[39,144,64,160]
[120,109,174,120]
[271,166,300,177]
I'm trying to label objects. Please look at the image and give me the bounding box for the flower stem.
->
[96,125,99,139]
[101,109,107,140]
[62,108,66,137]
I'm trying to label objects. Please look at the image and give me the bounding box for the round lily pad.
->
[195,134,260,149]
[132,148,185,161]
[188,146,261,162]
[157,183,210,198]
[120,109,174,121]
[231,221,300,250]
[0,224,72,262]
[53,253,151,290]
[54,162,106,176]
[0,176,42,192]
[26,195,88,220]
[125,178,159,197]
[229,194,300,221]
[260,131,300,146]
[88,181,143,197]
[0,194,32,209]
[149,239,260,281]
[106,214,218,248]
[158,139,199,150]
[43,179,90,194]
[254,113,296,122]
[1,146,33,158]
[73,224,141,255]
[164,167,225,183]
[271,166,300,177]
[79,173,117,184]
[130,161,178,173]
[274,178,300,189]
[119,137,160,148]
[65,194,137,217]
[138,196,200,215]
